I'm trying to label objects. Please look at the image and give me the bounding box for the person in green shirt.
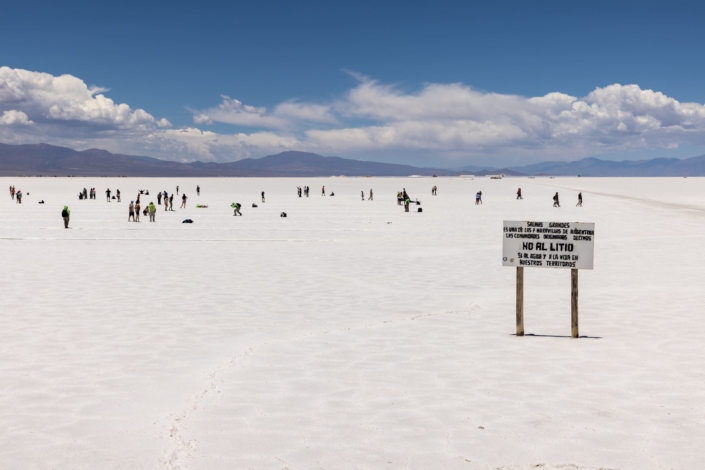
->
[148,202,157,222]
[61,206,70,228]
[231,202,242,216]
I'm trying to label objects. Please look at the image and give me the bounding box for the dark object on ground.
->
[182,219,193,223]
[38,200,44,204]
[280,212,287,217]
[112,196,116,199]
[418,208,423,212]
[330,192,335,196]
[252,203,258,207]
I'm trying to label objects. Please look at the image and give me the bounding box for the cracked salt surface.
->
[0,177,703,469]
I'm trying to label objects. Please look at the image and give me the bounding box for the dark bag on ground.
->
[417,208,423,213]
[182,219,193,223]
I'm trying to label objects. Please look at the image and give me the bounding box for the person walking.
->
[148,202,157,222]
[16,190,22,204]
[553,192,560,207]
[261,191,265,203]
[128,201,135,221]
[62,206,70,228]
[369,189,373,201]
[106,188,111,202]
[116,189,121,202]
[576,192,583,207]
[197,185,200,196]
[361,190,365,201]
[169,194,174,211]
[181,194,187,208]
[231,202,242,216]
[517,188,522,200]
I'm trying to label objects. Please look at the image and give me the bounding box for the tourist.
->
[553,192,560,207]
[148,202,157,222]
[128,201,135,222]
[181,194,187,208]
[62,206,70,228]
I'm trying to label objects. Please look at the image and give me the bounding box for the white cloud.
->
[0,67,160,133]
[193,95,336,130]
[3,66,705,164]
[0,110,33,126]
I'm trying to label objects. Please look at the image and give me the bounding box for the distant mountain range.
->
[1,142,705,177]
[0,143,509,177]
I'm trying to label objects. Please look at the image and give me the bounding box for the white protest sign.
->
[502,221,595,270]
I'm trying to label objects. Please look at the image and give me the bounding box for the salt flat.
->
[0,176,703,470]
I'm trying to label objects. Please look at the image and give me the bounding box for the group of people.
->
[9,186,22,203]
[156,190,177,210]
[431,186,438,195]
[127,188,188,222]
[296,186,310,197]
[361,189,373,200]
[77,188,99,200]
[475,191,483,204]
[105,188,121,202]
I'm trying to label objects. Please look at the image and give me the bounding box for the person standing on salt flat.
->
[322,186,325,196]
[176,186,179,195]
[369,189,373,201]
[135,200,141,221]
[197,185,200,196]
[148,202,157,222]
[475,192,481,205]
[116,189,121,202]
[10,186,15,200]
[157,192,163,205]
[361,190,365,201]
[577,192,583,207]
[106,188,112,202]
[181,194,187,208]
[517,188,522,199]
[553,192,560,207]
[261,191,265,203]
[164,196,169,212]
[128,201,135,222]
[16,190,22,204]
[61,206,70,229]
[169,194,174,211]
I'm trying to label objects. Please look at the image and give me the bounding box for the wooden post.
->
[571,268,579,338]
[516,267,524,336]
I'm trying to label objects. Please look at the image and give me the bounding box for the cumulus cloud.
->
[3,65,705,164]
[193,95,336,129]
[0,67,160,133]
[0,110,33,126]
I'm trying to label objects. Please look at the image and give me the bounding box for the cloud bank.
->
[2,66,705,164]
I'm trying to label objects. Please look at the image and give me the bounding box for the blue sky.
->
[2,0,705,167]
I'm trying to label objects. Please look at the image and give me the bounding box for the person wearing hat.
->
[61,206,70,228]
